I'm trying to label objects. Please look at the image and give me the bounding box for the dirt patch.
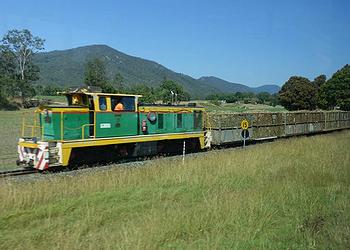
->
[299,215,325,235]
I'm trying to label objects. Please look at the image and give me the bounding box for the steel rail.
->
[0,168,39,178]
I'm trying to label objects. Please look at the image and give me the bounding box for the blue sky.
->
[1,0,349,87]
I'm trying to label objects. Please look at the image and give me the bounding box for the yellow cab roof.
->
[61,91,142,98]
[84,92,142,97]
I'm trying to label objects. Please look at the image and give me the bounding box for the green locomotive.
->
[18,88,207,170]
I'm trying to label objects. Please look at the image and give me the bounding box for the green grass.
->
[0,109,35,170]
[0,131,349,249]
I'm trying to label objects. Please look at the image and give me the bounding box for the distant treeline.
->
[277,66,350,111]
[206,64,350,111]
[205,92,279,106]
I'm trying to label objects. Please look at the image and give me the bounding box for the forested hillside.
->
[33,45,280,98]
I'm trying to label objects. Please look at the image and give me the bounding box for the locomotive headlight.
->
[141,120,148,133]
[147,112,157,123]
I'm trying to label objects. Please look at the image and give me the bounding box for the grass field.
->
[0,130,349,249]
[0,109,35,170]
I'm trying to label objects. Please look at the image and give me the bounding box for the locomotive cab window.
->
[99,96,107,111]
[67,94,87,106]
[111,96,135,112]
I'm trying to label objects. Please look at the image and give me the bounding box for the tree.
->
[0,29,44,105]
[23,62,40,82]
[0,48,20,101]
[1,29,44,81]
[34,84,44,95]
[235,92,244,101]
[241,92,257,104]
[112,73,125,92]
[256,92,271,104]
[313,74,326,89]
[41,85,65,96]
[278,76,317,110]
[318,65,350,110]
[101,82,116,93]
[0,46,17,97]
[270,93,279,106]
[224,94,238,103]
[84,58,109,90]
[129,84,157,103]
[158,79,190,103]
[0,47,17,78]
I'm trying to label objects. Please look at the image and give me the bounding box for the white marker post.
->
[243,129,246,148]
[182,140,186,165]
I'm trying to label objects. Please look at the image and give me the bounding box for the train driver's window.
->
[111,96,135,112]
[111,97,123,111]
[99,97,107,111]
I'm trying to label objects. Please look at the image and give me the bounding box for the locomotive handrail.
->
[60,111,64,141]
[59,110,96,141]
[81,124,95,139]
[22,124,42,137]
[64,125,87,130]
[21,115,42,139]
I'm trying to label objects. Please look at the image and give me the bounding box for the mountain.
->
[33,45,218,98]
[33,45,280,97]
[252,85,281,94]
[197,77,280,94]
[197,76,252,93]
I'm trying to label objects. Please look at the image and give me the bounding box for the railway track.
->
[0,147,246,180]
[0,168,39,178]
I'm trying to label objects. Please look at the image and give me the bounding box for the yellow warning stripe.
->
[61,132,204,149]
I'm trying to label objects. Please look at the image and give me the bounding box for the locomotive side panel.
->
[138,106,204,135]
[41,109,90,140]
[95,112,138,138]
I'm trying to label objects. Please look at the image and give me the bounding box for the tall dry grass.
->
[0,130,349,249]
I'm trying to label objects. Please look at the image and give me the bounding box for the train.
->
[17,88,350,170]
